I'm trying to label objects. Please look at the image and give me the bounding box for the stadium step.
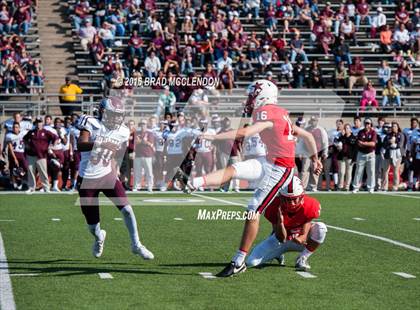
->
[37,0,77,115]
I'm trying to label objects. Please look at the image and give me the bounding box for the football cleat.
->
[295,255,311,271]
[216,262,247,278]
[132,244,155,260]
[173,168,196,194]
[92,230,106,258]
[275,254,286,267]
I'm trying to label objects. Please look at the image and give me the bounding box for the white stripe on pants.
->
[27,156,49,190]
[133,157,154,190]
[352,151,376,190]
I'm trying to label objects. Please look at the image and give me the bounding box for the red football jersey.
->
[252,104,295,167]
[264,195,321,238]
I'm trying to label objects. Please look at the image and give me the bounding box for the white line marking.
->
[327,225,420,253]
[114,218,123,221]
[194,193,420,254]
[379,192,420,200]
[174,218,183,221]
[192,193,246,207]
[51,218,61,221]
[296,271,317,278]
[9,273,40,277]
[393,272,416,279]
[413,218,420,221]
[98,273,113,279]
[0,232,16,310]
[352,217,366,221]
[0,220,15,222]
[198,272,217,279]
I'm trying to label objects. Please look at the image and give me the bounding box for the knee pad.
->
[309,222,327,244]
[120,205,133,216]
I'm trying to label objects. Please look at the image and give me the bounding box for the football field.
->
[0,192,419,310]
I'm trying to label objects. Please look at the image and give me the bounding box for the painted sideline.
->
[0,232,16,310]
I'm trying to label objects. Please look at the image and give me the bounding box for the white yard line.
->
[174,218,184,221]
[392,272,416,279]
[98,273,113,279]
[114,218,123,221]
[352,217,366,221]
[0,232,16,310]
[191,193,246,207]
[327,225,420,253]
[51,218,61,221]
[198,272,217,279]
[0,220,15,222]
[379,192,420,200]
[296,271,317,278]
[9,273,39,277]
[413,218,420,221]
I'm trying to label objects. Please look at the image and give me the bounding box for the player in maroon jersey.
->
[247,176,327,271]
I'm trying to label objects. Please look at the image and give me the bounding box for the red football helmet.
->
[99,96,125,130]
[279,176,305,213]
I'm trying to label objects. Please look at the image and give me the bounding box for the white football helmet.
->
[244,79,278,114]
[99,96,125,130]
[279,176,305,212]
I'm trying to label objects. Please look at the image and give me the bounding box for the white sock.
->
[88,223,103,240]
[192,177,205,189]
[121,205,141,248]
[333,173,338,185]
[53,180,58,188]
[72,179,77,188]
[300,248,314,258]
[232,249,247,267]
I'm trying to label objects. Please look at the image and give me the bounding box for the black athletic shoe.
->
[173,168,194,194]
[216,262,247,278]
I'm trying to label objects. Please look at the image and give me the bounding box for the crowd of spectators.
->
[73,0,420,103]
[0,0,42,94]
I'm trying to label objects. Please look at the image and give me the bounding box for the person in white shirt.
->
[144,51,161,78]
[217,50,233,73]
[5,121,28,190]
[370,7,386,38]
[258,45,272,73]
[393,24,410,52]
[79,19,97,51]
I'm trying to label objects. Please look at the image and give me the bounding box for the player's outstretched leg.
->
[120,205,154,260]
[81,205,106,258]
[295,222,327,271]
[246,233,283,268]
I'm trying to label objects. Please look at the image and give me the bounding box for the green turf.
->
[0,193,419,310]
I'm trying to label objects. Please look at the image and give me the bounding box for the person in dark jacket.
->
[382,121,405,191]
[337,123,357,190]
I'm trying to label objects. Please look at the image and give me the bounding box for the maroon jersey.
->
[357,129,377,153]
[128,131,135,153]
[264,195,321,239]
[252,104,295,167]
[135,130,155,157]
[23,128,58,159]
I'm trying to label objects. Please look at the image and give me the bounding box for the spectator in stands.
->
[127,30,144,60]
[396,3,410,26]
[244,0,260,20]
[163,48,180,74]
[393,23,411,53]
[271,33,287,60]
[333,36,352,65]
[292,59,306,88]
[337,123,357,191]
[299,3,314,31]
[144,51,161,78]
[333,61,348,88]
[411,24,420,53]
[340,16,356,46]
[355,0,371,31]
[111,62,125,89]
[23,117,58,193]
[280,3,294,33]
[318,27,335,58]
[102,56,115,88]
[278,56,292,86]
[380,24,393,53]
[378,60,392,87]
[247,31,260,61]
[290,32,309,63]
[1,58,17,94]
[265,4,277,31]
[128,56,142,77]
[98,22,115,50]
[382,80,401,108]
[382,121,405,191]
[79,19,97,51]
[217,50,233,74]
[352,118,377,193]
[12,6,31,35]
[218,65,235,91]
[126,4,141,33]
[59,76,83,116]
[360,81,379,112]
[371,7,386,39]
[199,37,214,68]
[308,59,325,88]
[352,116,363,135]
[156,86,176,117]
[89,35,105,65]
[348,57,368,95]
[396,60,413,87]
[258,45,272,73]
[195,14,209,42]
[28,59,44,93]
[0,3,12,34]
[181,54,194,75]
[235,54,254,81]
[133,119,155,192]
[72,0,92,31]
[412,8,420,29]
[321,2,334,29]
